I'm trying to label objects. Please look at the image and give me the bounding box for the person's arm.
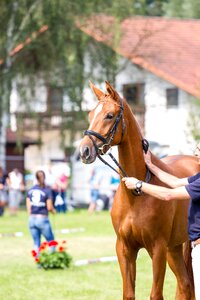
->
[122,177,190,201]
[47,199,56,214]
[144,151,188,188]
[26,197,31,214]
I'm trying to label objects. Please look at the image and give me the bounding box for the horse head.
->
[79,81,125,164]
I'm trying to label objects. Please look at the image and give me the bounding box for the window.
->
[166,88,178,107]
[123,83,145,106]
[47,86,63,112]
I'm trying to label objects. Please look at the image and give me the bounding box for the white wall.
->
[144,74,194,154]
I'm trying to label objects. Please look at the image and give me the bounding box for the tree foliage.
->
[0,0,182,120]
[164,0,200,19]
[0,1,138,118]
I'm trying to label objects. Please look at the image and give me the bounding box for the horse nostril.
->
[83,146,90,159]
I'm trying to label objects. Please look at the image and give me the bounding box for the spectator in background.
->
[7,168,24,216]
[0,167,9,216]
[88,168,102,213]
[52,172,68,213]
[26,170,55,253]
[109,172,120,210]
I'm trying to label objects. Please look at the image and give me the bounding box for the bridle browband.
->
[84,98,150,193]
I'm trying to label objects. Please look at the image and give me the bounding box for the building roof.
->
[78,15,200,98]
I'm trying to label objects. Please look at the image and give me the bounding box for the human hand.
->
[122,177,138,190]
[143,150,152,167]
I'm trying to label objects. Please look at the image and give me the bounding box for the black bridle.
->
[85,99,125,154]
[84,98,150,182]
[84,99,127,177]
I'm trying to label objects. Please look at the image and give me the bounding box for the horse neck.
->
[118,104,146,180]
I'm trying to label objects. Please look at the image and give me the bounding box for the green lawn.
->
[0,209,176,299]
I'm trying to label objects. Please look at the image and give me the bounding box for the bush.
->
[31,240,72,270]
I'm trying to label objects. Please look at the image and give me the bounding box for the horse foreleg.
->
[150,243,167,300]
[167,245,193,300]
[116,238,138,300]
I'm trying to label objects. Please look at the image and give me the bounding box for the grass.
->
[0,209,176,299]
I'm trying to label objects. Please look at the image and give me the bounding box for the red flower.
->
[58,246,64,252]
[48,240,58,247]
[31,250,37,257]
[39,245,46,252]
[35,257,40,263]
[41,241,48,246]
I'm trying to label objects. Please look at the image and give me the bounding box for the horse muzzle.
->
[79,143,97,164]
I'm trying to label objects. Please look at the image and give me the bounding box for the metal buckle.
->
[98,144,110,155]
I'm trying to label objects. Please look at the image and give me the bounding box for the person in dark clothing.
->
[26,170,56,253]
[0,167,8,216]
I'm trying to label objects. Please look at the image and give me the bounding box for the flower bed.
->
[31,240,72,270]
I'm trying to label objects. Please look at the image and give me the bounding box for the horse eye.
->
[105,113,114,120]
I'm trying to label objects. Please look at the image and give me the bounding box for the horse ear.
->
[89,81,105,101]
[105,81,120,102]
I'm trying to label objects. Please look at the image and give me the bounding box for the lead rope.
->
[97,151,128,178]
[97,139,150,197]
[97,138,150,180]
[86,134,127,178]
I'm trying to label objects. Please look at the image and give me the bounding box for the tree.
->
[0,0,139,167]
[164,0,200,19]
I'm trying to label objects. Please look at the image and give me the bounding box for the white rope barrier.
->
[74,256,117,266]
[0,232,23,237]
[56,227,85,234]
[0,227,85,237]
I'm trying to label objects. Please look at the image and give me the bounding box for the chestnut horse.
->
[79,81,199,300]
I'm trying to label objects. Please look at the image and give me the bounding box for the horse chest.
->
[117,213,144,242]
[112,201,161,246]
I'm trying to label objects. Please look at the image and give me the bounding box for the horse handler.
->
[123,142,200,300]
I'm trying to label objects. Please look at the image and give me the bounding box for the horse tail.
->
[183,240,195,299]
